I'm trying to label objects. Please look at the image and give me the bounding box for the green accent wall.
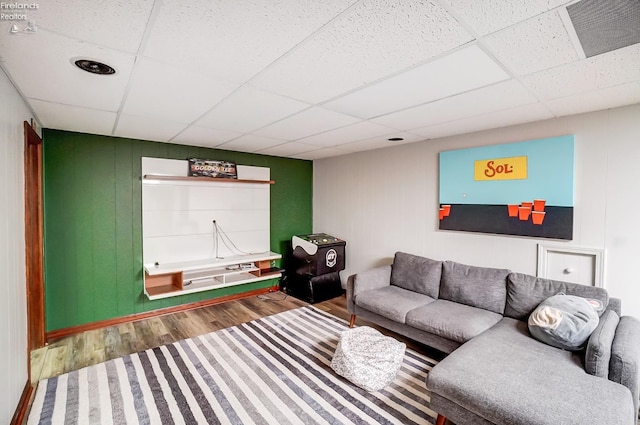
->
[43,129,313,332]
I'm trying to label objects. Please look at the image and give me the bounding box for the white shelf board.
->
[144,252,281,275]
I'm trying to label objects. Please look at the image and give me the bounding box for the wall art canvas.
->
[439,135,574,240]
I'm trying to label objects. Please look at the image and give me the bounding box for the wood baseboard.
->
[46,286,277,342]
[11,380,33,425]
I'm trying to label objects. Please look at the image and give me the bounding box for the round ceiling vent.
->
[73,59,116,75]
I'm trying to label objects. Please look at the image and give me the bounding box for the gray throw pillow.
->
[390,252,442,298]
[585,309,620,378]
[439,261,510,314]
[528,294,599,351]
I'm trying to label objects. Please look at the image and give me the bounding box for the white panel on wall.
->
[0,68,30,424]
[142,158,271,266]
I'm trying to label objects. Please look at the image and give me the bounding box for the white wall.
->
[0,68,32,422]
[314,104,640,318]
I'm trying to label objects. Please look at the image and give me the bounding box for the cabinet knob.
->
[563,267,575,274]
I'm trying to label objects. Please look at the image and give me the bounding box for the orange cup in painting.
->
[442,205,451,217]
[532,211,546,225]
[521,201,533,209]
[439,208,445,220]
[507,204,519,217]
[518,206,531,221]
[533,199,546,212]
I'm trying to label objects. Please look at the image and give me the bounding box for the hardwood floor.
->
[31,292,443,384]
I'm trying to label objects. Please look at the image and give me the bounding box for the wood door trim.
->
[10,380,33,425]
[24,121,45,352]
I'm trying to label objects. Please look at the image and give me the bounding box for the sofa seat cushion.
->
[427,317,635,425]
[355,286,435,323]
[405,300,502,343]
[390,252,442,298]
[440,261,510,314]
[505,272,609,321]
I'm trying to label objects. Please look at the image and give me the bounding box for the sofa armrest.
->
[608,297,622,316]
[610,316,640,415]
[346,265,392,313]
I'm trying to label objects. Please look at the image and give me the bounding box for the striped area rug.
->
[28,306,439,424]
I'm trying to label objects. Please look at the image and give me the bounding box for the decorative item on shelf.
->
[188,158,237,179]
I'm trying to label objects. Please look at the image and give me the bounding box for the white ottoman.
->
[331,326,406,392]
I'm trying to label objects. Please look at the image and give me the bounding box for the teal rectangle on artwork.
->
[439,135,574,207]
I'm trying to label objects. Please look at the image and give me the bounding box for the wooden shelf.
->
[143,174,275,184]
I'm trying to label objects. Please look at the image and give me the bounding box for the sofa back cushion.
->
[439,261,510,314]
[390,252,442,298]
[505,273,609,320]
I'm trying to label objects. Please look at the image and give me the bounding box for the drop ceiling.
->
[1,0,638,160]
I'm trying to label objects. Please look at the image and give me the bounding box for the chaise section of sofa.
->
[427,318,636,425]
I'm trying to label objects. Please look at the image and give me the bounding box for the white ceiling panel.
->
[545,82,640,117]
[170,125,242,148]
[294,147,352,160]
[323,45,510,118]
[523,43,640,100]
[251,0,474,103]
[115,114,186,143]
[142,0,357,83]
[216,134,286,153]
[253,107,360,141]
[413,102,554,139]
[483,11,580,76]
[28,0,154,53]
[196,86,311,133]
[0,31,134,111]
[257,142,318,157]
[122,58,240,125]
[296,121,398,147]
[373,79,538,130]
[29,99,116,136]
[337,131,426,153]
[444,0,573,36]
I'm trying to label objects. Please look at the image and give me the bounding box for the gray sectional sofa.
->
[346,251,640,425]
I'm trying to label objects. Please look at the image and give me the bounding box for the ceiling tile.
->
[412,102,553,139]
[0,31,134,111]
[29,99,116,135]
[196,85,311,133]
[257,142,318,157]
[122,58,240,124]
[444,0,572,35]
[294,147,351,160]
[216,134,286,153]
[337,131,426,152]
[253,107,360,141]
[170,125,242,148]
[483,11,579,75]
[114,114,186,142]
[251,0,474,103]
[323,45,510,118]
[373,79,538,129]
[522,43,640,100]
[296,121,397,147]
[545,82,640,117]
[142,0,356,83]
[28,0,154,52]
